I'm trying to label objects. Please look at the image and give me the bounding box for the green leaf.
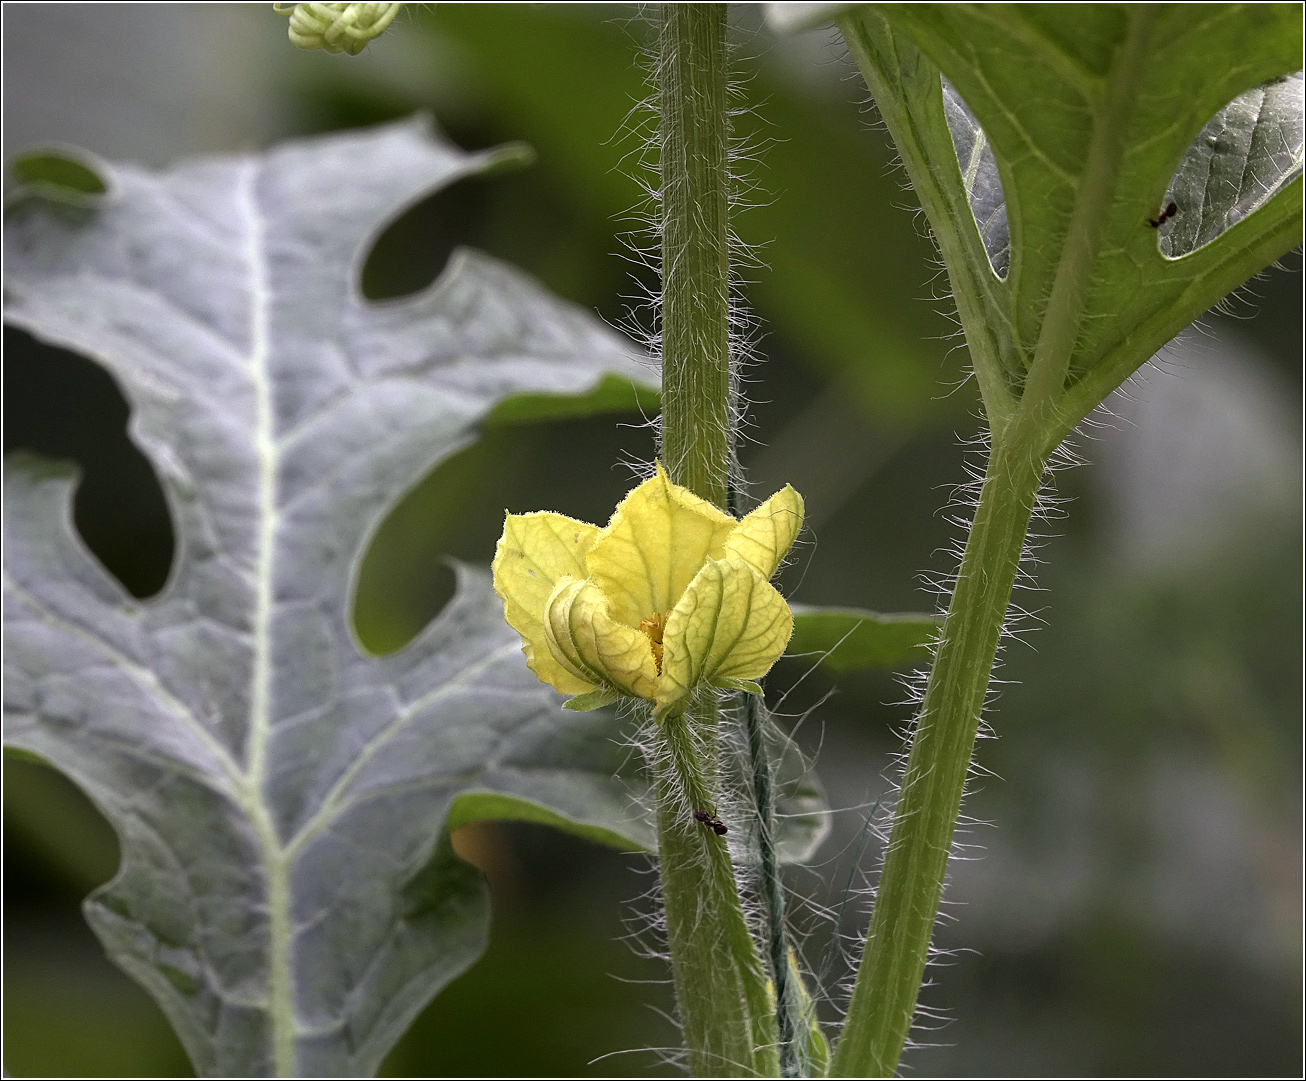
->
[445,790,639,851]
[830,4,1303,447]
[561,688,621,712]
[2,117,669,1078]
[940,76,1010,279]
[9,147,108,205]
[710,677,763,695]
[484,371,659,427]
[789,604,939,672]
[3,115,831,1076]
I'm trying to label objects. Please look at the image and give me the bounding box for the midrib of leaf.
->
[1010,8,1153,447]
[234,159,296,1079]
[968,9,1100,98]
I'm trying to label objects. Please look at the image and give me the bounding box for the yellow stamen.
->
[638,612,668,673]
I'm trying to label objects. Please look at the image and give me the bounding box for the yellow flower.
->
[492,464,804,720]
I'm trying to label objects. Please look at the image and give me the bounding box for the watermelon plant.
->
[4,3,1300,1077]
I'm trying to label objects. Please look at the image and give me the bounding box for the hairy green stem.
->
[830,430,1047,1077]
[654,5,779,1075]
[829,12,1154,1074]
[659,1,731,508]
[658,703,779,1077]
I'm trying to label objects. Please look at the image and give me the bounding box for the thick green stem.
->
[658,702,779,1077]
[828,16,1138,1070]
[830,430,1048,1077]
[654,5,778,1076]
[659,1,731,508]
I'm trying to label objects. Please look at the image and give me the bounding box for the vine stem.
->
[829,427,1048,1077]
[654,4,779,1076]
[730,479,801,1079]
[658,1,730,509]
[829,12,1151,1071]
[745,690,801,1077]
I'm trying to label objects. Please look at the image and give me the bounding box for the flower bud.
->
[274,3,403,56]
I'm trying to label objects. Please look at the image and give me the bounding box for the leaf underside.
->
[2,119,829,1077]
[836,4,1303,443]
[1161,70,1304,259]
[940,76,1009,279]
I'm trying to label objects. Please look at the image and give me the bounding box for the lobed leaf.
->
[3,117,678,1078]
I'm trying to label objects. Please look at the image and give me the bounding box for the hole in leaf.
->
[360,175,495,301]
[1160,71,1304,259]
[941,75,1010,279]
[2,328,175,599]
[352,411,655,656]
[4,753,120,899]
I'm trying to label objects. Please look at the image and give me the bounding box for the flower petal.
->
[657,557,794,718]
[545,576,659,700]
[722,484,804,581]
[492,511,602,695]
[586,462,737,628]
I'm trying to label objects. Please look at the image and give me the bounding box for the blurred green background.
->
[3,4,1301,1077]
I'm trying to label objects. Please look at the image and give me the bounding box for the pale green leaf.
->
[4,116,830,1076]
[2,118,664,1078]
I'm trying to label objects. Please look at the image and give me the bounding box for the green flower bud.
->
[273,3,403,56]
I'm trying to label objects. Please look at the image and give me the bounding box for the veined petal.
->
[492,511,602,695]
[722,485,805,581]
[586,462,737,628]
[657,557,794,718]
[545,576,659,700]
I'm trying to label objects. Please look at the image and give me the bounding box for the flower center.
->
[638,612,669,673]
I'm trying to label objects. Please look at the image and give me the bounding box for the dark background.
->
[4,4,1302,1077]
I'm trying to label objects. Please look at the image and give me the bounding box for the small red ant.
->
[693,809,728,836]
[1148,201,1178,228]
